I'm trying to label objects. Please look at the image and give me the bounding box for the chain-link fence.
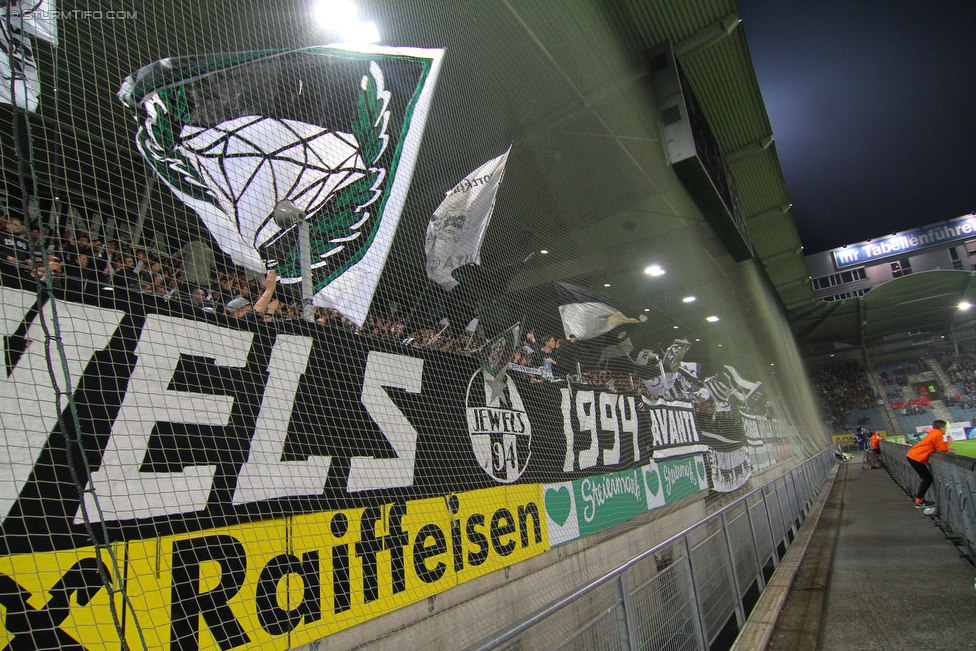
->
[463,447,837,651]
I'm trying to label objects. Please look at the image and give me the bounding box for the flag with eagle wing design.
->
[119,44,444,325]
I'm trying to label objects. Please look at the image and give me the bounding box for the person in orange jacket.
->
[906,420,956,507]
[870,431,883,468]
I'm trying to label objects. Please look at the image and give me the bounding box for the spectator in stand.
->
[226,270,277,321]
[93,239,117,277]
[523,331,541,367]
[31,254,64,288]
[556,335,580,376]
[813,361,875,429]
[112,254,142,290]
[540,336,558,373]
[66,252,100,296]
[1,217,31,265]
[75,232,92,258]
[189,287,215,315]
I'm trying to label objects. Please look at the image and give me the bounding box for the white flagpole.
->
[426,322,450,347]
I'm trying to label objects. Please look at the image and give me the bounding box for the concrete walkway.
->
[767,459,976,651]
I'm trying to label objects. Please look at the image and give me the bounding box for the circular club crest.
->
[466,369,532,483]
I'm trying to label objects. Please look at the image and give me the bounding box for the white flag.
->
[425,148,510,290]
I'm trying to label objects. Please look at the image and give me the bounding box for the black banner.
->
[0,265,717,555]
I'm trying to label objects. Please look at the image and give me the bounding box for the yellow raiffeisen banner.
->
[0,484,546,651]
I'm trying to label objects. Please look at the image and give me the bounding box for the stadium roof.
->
[790,270,976,349]
[604,0,816,313]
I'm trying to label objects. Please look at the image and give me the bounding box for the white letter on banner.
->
[234,334,330,504]
[0,289,123,521]
[560,387,574,471]
[619,395,639,462]
[576,390,598,469]
[347,352,423,492]
[80,315,252,522]
[599,392,619,466]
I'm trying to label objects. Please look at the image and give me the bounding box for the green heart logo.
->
[545,486,573,527]
[645,468,661,497]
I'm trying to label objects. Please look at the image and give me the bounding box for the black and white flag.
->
[0,20,38,111]
[553,280,643,341]
[598,331,634,365]
[3,0,57,43]
[1,1,60,110]
[119,44,444,325]
[425,148,510,290]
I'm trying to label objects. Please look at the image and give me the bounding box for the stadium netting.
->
[0,1,830,649]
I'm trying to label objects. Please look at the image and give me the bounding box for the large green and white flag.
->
[119,44,444,325]
[425,147,510,290]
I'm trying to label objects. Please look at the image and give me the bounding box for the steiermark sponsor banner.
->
[544,455,709,546]
[642,454,709,510]
[575,467,646,538]
[542,469,645,544]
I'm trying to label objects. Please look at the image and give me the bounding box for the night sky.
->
[737,1,976,254]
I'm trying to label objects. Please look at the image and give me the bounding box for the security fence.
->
[881,441,976,564]
[464,447,837,651]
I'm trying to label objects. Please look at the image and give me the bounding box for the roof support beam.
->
[787,298,825,318]
[726,135,773,164]
[763,247,803,266]
[858,295,867,351]
[795,299,845,343]
[746,204,792,227]
[674,12,741,58]
[778,276,813,291]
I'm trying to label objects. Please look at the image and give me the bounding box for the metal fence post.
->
[614,573,638,651]
[760,488,780,567]
[743,495,767,591]
[720,511,747,628]
[681,535,709,651]
[772,477,790,543]
[787,470,801,526]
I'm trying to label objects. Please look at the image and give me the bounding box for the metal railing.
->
[463,448,838,651]
[880,440,976,564]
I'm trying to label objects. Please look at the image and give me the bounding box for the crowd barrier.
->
[463,447,837,651]
[880,441,976,564]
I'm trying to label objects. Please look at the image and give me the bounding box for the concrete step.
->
[929,399,953,422]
